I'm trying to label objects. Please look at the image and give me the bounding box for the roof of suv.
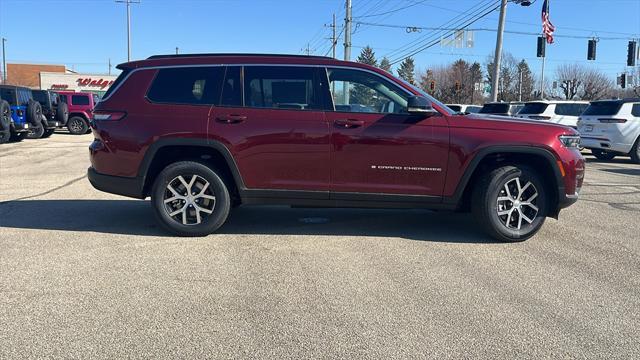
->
[524,100,589,104]
[590,98,640,104]
[118,53,374,71]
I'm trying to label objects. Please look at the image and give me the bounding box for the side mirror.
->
[407,96,439,116]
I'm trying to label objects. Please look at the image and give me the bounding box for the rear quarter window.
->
[555,104,587,116]
[519,103,548,114]
[632,104,640,117]
[102,70,130,99]
[147,67,225,105]
[72,95,90,106]
[583,101,623,116]
[479,104,510,114]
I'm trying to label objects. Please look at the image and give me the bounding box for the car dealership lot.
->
[1,134,639,358]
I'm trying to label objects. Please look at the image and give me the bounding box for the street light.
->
[490,0,533,102]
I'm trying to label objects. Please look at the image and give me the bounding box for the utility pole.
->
[1,38,6,84]
[303,43,312,55]
[540,52,546,99]
[343,0,352,104]
[108,58,112,75]
[490,0,508,102]
[331,13,337,59]
[176,47,179,55]
[116,0,140,62]
[518,67,523,102]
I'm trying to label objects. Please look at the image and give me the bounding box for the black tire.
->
[9,132,27,142]
[26,121,44,139]
[151,161,231,237]
[630,137,640,164]
[592,149,616,161]
[0,100,10,144]
[42,128,55,138]
[26,100,42,126]
[55,102,69,125]
[67,116,88,135]
[472,165,547,242]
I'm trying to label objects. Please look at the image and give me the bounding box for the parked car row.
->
[448,99,640,163]
[0,85,98,144]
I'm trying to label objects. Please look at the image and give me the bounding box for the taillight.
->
[93,110,126,121]
[529,115,551,120]
[598,118,627,123]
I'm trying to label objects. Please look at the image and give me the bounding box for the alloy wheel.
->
[496,177,539,230]
[163,174,216,225]
[69,119,83,133]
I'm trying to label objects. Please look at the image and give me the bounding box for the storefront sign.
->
[76,78,114,89]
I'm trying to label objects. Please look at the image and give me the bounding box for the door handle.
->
[334,118,364,128]
[215,114,247,124]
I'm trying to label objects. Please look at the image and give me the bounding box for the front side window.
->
[72,95,90,106]
[147,66,225,105]
[327,68,408,114]
[244,66,322,110]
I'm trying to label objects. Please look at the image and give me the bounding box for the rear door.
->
[323,67,449,197]
[209,65,331,192]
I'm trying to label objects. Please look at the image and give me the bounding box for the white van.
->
[577,98,640,163]
[516,101,589,128]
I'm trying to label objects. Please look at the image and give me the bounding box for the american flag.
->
[542,0,556,44]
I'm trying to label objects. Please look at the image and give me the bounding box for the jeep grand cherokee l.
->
[88,54,584,242]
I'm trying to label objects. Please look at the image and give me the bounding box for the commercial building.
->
[5,63,117,97]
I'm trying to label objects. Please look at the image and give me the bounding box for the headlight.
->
[559,135,581,148]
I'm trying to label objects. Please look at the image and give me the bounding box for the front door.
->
[323,67,449,197]
[209,65,331,192]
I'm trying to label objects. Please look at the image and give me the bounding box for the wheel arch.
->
[448,146,565,217]
[138,138,245,202]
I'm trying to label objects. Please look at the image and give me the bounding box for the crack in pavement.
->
[0,175,87,206]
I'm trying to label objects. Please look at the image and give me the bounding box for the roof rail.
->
[146,53,334,60]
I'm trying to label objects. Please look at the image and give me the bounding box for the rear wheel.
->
[42,128,55,138]
[10,132,27,142]
[592,149,616,161]
[26,121,45,139]
[151,161,231,237]
[472,165,547,242]
[630,137,640,164]
[67,116,88,135]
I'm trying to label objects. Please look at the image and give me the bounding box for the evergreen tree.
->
[397,57,416,85]
[356,46,377,66]
[469,62,483,104]
[517,60,535,101]
[350,46,378,107]
[379,57,392,73]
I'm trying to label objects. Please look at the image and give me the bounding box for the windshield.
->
[479,103,510,114]
[519,103,548,114]
[583,101,622,116]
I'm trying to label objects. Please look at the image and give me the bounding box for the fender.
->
[444,145,565,207]
[137,137,246,194]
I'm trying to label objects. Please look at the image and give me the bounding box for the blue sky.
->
[1,0,639,81]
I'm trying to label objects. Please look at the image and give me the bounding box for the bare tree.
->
[555,63,616,100]
[582,68,614,100]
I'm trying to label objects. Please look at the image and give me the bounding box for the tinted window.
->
[555,103,587,116]
[466,106,481,113]
[244,66,322,110]
[632,104,640,117]
[479,103,510,114]
[519,103,548,114]
[103,70,130,99]
[147,67,224,105]
[72,95,90,105]
[328,67,408,114]
[583,101,623,116]
[58,94,67,103]
[447,105,462,112]
[220,66,242,107]
[32,91,49,104]
[0,88,16,104]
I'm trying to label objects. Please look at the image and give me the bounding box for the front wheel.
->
[67,116,88,135]
[592,149,616,161]
[151,161,231,237]
[472,165,547,242]
[630,137,640,164]
[26,122,45,139]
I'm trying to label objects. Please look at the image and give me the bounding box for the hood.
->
[457,113,578,135]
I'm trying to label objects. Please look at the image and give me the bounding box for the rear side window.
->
[479,103,509,114]
[102,70,130,99]
[632,104,640,117]
[0,88,16,104]
[583,101,622,116]
[519,103,548,114]
[220,66,242,107]
[59,95,67,103]
[448,105,462,112]
[147,67,225,105]
[244,66,322,110]
[72,95,90,105]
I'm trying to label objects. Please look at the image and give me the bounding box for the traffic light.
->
[619,73,627,89]
[429,80,436,91]
[628,41,637,66]
[537,36,546,57]
[587,39,597,60]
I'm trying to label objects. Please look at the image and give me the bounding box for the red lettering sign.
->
[76,78,115,89]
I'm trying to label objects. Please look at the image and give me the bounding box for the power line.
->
[353,0,429,18]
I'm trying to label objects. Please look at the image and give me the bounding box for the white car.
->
[577,98,640,163]
[516,100,589,128]
[446,104,482,114]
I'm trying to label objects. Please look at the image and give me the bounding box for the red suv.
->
[57,91,100,134]
[88,54,584,242]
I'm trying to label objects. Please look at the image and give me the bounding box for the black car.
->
[31,90,69,138]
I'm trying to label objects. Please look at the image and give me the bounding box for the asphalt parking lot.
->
[1,133,639,359]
